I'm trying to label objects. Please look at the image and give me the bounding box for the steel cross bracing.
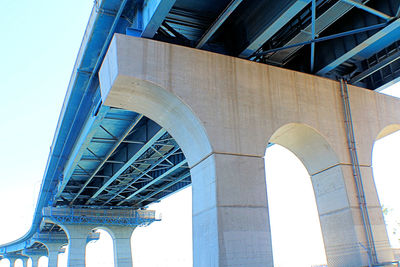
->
[54,107,190,209]
[140,0,400,89]
[42,207,159,227]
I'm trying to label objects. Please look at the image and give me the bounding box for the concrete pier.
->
[104,226,135,267]
[44,243,64,267]
[22,249,46,267]
[61,224,93,267]
[99,35,400,266]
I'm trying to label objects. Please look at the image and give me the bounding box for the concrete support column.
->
[19,256,29,267]
[191,153,273,267]
[107,226,135,267]
[44,243,64,267]
[6,257,17,267]
[29,255,42,267]
[63,224,93,267]
[312,164,393,266]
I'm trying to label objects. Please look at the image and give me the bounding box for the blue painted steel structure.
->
[1,0,400,260]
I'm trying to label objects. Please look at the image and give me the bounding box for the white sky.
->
[0,1,400,267]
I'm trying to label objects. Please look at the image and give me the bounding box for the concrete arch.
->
[268,123,340,175]
[99,35,399,266]
[100,76,212,168]
[375,124,400,141]
[267,122,374,266]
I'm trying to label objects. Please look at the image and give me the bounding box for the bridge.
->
[1,0,400,266]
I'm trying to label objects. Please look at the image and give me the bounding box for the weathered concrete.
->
[32,232,68,267]
[61,224,93,267]
[102,226,135,267]
[29,255,42,267]
[55,223,135,267]
[99,34,400,266]
[21,251,45,267]
[20,257,28,267]
[43,243,64,267]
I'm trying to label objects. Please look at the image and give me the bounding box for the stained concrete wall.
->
[99,34,400,266]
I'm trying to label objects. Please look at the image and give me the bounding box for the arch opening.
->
[13,259,22,267]
[37,256,47,267]
[265,123,351,266]
[86,229,114,267]
[0,259,9,267]
[100,67,213,266]
[265,144,327,266]
[372,125,400,250]
[132,187,192,266]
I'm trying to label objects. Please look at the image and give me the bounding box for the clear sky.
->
[0,1,400,267]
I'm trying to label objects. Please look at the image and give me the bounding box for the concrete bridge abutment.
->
[99,34,400,266]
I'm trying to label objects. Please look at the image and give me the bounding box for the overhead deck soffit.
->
[150,0,400,90]
[2,0,400,254]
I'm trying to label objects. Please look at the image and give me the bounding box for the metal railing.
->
[42,207,159,227]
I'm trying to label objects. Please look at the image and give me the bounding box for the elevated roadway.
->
[1,0,400,266]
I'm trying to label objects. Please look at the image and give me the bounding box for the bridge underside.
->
[99,35,400,266]
[2,0,400,265]
[54,107,190,208]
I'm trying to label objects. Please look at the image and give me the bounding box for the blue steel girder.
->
[67,113,144,205]
[140,0,177,38]
[55,108,142,204]
[56,105,110,200]
[316,17,400,75]
[85,127,167,204]
[349,47,400,84]
[341,0,392,21]
[116,156,188,206]
[92,135,185,206]
[239,0,311,58]
[133,171,191,207]
[101,145,182,205]
[195,0,244,48]
[267,0,369,64]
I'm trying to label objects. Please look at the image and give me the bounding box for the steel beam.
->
[252,22,388,57]
[56,106,110,199]
[68,114,143,205]
[86,128,167,204]
[349,49,400,84]
[102,146,181,205]
[134,172,190,207]
[269,0,362,63]
[316,18,400,75]
[310,0,316,72]
[341,0,392,21]
[141,0,176,38]
[239,0,311,58]
[117,159,187,206]
[196,0,243,48]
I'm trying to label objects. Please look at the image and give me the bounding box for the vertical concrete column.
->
[6,257,17,267]
[107,226,135,267]
[63,224,94,267]
[312,164,393,266]
[29,255,42,267]
[44,243,64,267]
[20,256,29,267]
[191,153,273,267]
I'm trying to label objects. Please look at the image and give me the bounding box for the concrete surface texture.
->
[42,243,63,267]
[58,223,135,267]
[99,34,400,266]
